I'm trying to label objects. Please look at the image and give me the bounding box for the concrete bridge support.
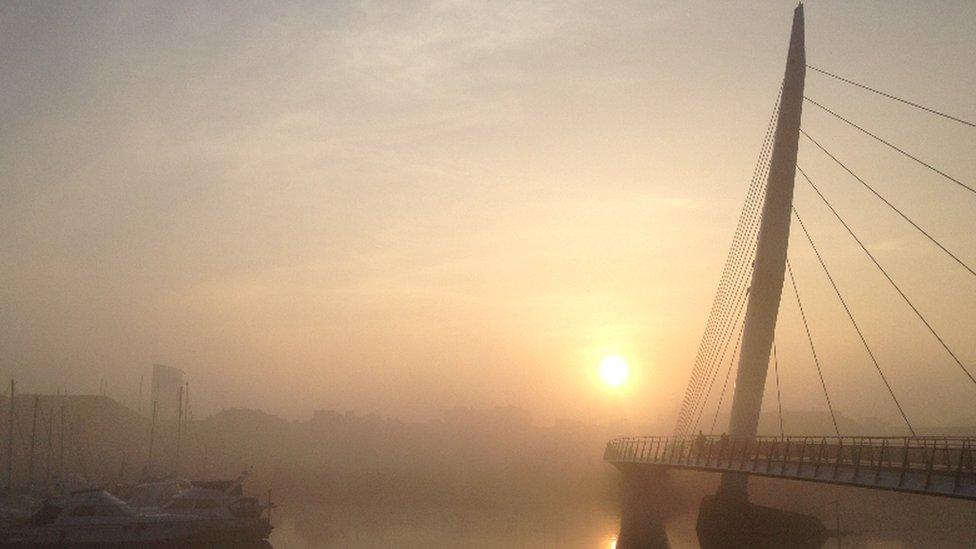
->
[722,0,806,501]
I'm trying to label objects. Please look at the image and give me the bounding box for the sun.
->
[599,355,629,387]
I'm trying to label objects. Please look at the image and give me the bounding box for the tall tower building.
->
[150,364,184,420]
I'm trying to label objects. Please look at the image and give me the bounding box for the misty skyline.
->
[2,1,974,431]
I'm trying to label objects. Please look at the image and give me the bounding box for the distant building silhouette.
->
[151,364,184,420]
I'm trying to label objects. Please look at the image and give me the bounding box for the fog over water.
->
[2,1,975,547]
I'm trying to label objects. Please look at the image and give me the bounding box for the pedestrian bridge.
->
[605,435,976,501]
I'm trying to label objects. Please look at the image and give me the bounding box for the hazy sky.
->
[2,1,974,430]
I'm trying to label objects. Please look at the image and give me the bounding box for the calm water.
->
[267,501,698,548]
[265,473,976,547]
[266,498,976,548]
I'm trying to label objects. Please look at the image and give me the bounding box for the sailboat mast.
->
[147,400,158,475]
[175,385,183,474]
[721,3,805,498]
[28,395,38,489]
[59,401,65,480]
[6,380,14,490]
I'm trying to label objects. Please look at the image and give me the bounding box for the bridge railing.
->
[605,435,976,492]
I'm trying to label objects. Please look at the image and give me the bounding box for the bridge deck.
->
[605,435,976,501]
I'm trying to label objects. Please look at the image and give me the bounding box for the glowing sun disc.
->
[600,355,629,387]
